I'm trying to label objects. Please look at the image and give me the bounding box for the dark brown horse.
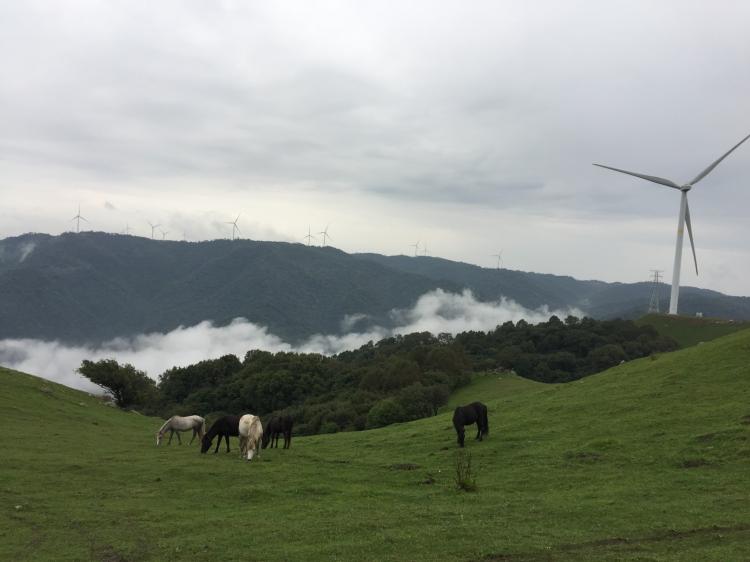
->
[200,415,241,453]
[261,414,294,449]
[452,402,488,447]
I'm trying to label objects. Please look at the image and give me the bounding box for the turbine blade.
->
[80,216,89,222]
[684,197,698,276]
[593,164,681,189]
[689,133,750,185]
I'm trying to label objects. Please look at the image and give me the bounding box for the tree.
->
[366,398,406,429]
[77,359,155,408]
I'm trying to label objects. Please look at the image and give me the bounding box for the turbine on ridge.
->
[71,204,88,233]
[594,133,750,315]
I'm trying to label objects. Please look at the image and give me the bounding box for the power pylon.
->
[648,270,664,313]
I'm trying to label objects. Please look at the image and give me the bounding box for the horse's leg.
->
[457,426,465,447]
[476,422,482,441]
[213,435,221,454]
[176,431,182,445]
[168,429,174,445]
[225,434,231,453]
[189,429,196,445]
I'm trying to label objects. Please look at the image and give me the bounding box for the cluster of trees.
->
[78,316,678,433]
[456,315,678,382]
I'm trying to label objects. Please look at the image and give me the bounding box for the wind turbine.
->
[303,225,316,246]
[147,221,160,240]
[319,224,332,246]
[70,205,88,233]
[159,229,169,240]
[491,250,503,270]
[226,214,241,240]
[594,133,750,315]
[121,223,132,236]
[410,241,420,256]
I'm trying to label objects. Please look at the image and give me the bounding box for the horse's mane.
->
[157,416,174,434]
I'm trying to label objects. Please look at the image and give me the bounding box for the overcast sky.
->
[1,1,749,295]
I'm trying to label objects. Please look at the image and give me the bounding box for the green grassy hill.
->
[2,329,750,561]
[637,313,750,348]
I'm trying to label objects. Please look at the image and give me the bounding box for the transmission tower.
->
[648,270,663,313]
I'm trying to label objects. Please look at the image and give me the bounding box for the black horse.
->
[452,402,489,447]
[201,415,241,454]
[262,414,294,449]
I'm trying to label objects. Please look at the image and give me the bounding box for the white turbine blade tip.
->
[690,132,750,185]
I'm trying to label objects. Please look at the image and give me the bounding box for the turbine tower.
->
[226,214,241,241]
[594,133,750,315]
[303,225,316,246]
[491,250,503,270]
[147,221,160,240]
[410,241,420,256]
[159,229,169,240]
[71,205,88,233]
[319,225,331,246]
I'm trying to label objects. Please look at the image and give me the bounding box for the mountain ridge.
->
[0,231,748,345]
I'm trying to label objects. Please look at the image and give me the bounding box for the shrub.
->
[366,398,406,429]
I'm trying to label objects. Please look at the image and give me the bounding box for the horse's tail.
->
[201,417,207,438]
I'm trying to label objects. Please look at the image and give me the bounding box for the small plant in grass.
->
[454,449,477,492]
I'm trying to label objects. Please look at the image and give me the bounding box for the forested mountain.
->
[354,253,750,322]
[0,232,747,344]
[0,232,457,343]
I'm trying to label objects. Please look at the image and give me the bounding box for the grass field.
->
[637,313,750,348]
[2,328,750,561]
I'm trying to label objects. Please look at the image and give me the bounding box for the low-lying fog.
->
[0,289,581,394]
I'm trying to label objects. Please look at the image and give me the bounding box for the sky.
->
[1,1,749,296]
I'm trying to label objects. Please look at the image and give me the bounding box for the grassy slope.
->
[637,313,750,348]
[2,330,750,561]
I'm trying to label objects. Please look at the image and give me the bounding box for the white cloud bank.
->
[0,290,581,393]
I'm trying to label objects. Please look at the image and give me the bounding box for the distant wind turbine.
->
[147,221,160,240]
[594,132,750,315]
[70,205,88,233]
[410,241,420,256]
[303,225,316,246]
[319,224,332,246]
[226,214,241,240]
[160,229,169,240]
[121,223,132,236]
[491,250,503,269]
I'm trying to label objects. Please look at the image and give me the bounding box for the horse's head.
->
[261,431,270,449]
[155,431,163,446]
[200,434,212,454]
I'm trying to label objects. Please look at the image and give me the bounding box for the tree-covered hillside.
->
[355,253,750,321]
[1,232,748,346]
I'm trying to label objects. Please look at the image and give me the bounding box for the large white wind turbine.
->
[594,133,750,315]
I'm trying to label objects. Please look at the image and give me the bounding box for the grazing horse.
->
[262,414,294,449]
[452,402,489,448]
[238,414,264,461]
[201,415,241,454]
[156,415,206,446]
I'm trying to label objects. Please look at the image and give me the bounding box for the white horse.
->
[156,415,206,446]
[238,414,264,461]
